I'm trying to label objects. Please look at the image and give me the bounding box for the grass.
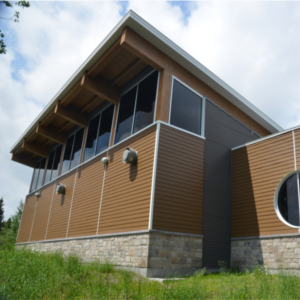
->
[1,248,300,299]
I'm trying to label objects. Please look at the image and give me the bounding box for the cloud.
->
[2,1,300,219]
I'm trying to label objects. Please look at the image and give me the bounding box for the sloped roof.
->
[11,10,282,153]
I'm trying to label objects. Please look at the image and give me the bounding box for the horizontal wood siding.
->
[30,185,54,241]
[46,171,76,240]
[232,132,298,237]
[17,194,37,243]
[67,155,106,238]
[98,125,156,234]
[152,124,204,234]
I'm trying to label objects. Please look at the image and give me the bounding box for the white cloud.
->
[2,1,300,218]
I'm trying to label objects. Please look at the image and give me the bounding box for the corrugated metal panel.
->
[202,100,260,269]
[97,125,156,234]
[17,194,37,243]
[153,124,205,234]
[232,131,298,238]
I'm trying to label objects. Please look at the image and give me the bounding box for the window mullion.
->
[69,133,76,171]
[131,84,139,134]
[34,161,41,191]
[49,148,56,182]
[94,113,102,156]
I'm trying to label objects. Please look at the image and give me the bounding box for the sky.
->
[1,1,300,219]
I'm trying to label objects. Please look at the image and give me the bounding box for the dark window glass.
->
[44,150,55,184]
[83,114,100,162]
[278,174,300,226]
[170,80,202,135]
[61,135,74,175]
[30,162,40,192]
[133,71,158,134]
[36,158,46,189]
[70,128,84,170]
[51,145,62,180]
[96,105,114,155]
[115,86,137,144]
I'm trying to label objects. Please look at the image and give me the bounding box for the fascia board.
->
[11,10,282,154]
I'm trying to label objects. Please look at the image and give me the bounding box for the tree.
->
[0,1,30,54]
[0,198,4,231]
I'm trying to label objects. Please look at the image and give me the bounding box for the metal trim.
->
[15,229,203,245]
[96,151,108,235]
[231,232,300,240]
[293,131,297,170]
[153,71,160,122]
[149,123,160,230]
[201,97,206,137]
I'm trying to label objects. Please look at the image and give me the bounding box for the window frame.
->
[61,126,85,175]
[83,103,116,163]
[168,76,206,138]
[43,143,63,185]
[113,69,160,145]
[29,157,46,193]
[274,170,300,228]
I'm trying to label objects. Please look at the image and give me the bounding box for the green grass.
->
[1,248,300,299]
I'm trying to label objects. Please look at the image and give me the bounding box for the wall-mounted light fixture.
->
[122,147,138,164]
[35,192,40,198]
[56,183,66,195]
[101,157,109,165]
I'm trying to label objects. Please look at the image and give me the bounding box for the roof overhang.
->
[11,10,283,154]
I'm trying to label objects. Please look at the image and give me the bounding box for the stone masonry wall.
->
[231,236,300,272]
[16,231,203,277]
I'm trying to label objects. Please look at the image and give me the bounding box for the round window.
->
[275,171,300,228]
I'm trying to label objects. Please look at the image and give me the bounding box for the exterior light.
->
[56,183,66,195]
[101,157,109,165]
[122,147,138,164]
[35,192,40,198]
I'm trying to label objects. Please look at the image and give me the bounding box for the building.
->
[12,11,298,277]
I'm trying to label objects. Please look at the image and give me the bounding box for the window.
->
[114,70,158,144]
[83,105,114,162]
[170,78,205,136]
[61,128,84,175]
[275,171,300,227]
[44,144,63,184]
[30,158,46,192]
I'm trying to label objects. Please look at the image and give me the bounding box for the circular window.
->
[275,171,300,228]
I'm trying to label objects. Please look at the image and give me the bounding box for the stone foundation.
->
[16,230,203,277]
[231,235,300,272]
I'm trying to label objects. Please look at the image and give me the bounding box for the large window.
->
[44,144,63,185]
[61,128,84,175]
[114,70,158,144]
[83,105,114,162]
[30,158,46,192]
[275,171,300,227]
[170,78,205,136]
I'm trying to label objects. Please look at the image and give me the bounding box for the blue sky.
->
[2,1,300,219]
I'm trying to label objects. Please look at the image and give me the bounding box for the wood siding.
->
[67,155,106,238]
[232,132,298,237]
[17,194,37,243]
[46,171,76,240]
[152,124,205,234]
[17,124,157,243]
[98,125,156,234]
[30,185,54,241]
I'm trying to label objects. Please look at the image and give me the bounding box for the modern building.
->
[12,11,299,277]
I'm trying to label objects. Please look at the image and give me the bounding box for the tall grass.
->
[1,248,300,299]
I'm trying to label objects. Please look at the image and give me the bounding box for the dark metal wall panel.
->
[202,100,260,269]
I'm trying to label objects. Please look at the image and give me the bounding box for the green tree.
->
[0,1,30,54]
[0,198,4,231]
